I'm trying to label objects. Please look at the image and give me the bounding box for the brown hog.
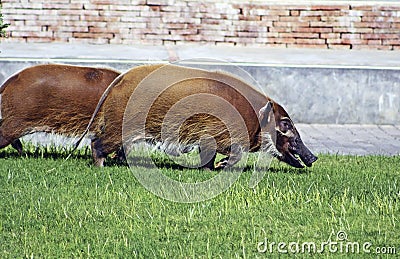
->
[0,64,120,153]
[77,64,317,169]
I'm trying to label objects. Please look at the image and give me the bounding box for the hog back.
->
[0,64,120,150]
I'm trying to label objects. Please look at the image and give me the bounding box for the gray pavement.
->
[2,42,400,68]
[298,124,400,156]
[1,42,399,156]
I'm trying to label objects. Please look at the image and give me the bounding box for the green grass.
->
[0,144,399,258]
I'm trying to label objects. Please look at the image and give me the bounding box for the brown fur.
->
[80,64,302,168]
[0,64,120,153]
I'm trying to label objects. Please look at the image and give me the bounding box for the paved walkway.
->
[2,42,400,68]
[21,124,400,157]
[1,42,400,156]
[298,124,400,156]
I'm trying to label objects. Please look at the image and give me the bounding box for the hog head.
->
[259,101,318,168]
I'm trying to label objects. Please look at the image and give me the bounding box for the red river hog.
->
[77,64,317,169]
[0,64,120,153]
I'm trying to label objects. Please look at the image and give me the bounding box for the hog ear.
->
[258,101,273,128]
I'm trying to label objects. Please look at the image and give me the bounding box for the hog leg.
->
[0,132,20,154]
[116,147,126,162]
[0,134,12,150]
[91,138,106,167]
[199,148,216,171]
[215,144,243,170]
[199,136,217,170]
[11,139,23,155]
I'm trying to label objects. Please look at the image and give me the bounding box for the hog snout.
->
[278,136,317,168]
[292,138,318,167]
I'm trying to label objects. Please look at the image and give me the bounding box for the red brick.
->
[374,28,400,33]
[360,11,378,17]
[260,15,279,22]
[16,26,42,32]
[184,34,203,41]
[194,12,222,19]
[341,33,360,39]
[265,10,290,16]
[268,26,293,33]
[231,37,257,44]
[172,28,198,35]
[279,32,320,39]
[161,17,201,24]
[362,16,400,23]
[295,38,326,44]
[287,5,311,11]
[320,33,339,39]
[238,15,260,21]
[294,27,333,33]
[341,38,368,45]
[90,0,114,4]
[72,32,100,38]
[59,26,89,32]
[383,39,400,45]
[310,21,342,27]
[353,22,391,28]
[367,39,382,45]
[311,5,348,11]
[6,14,38,21]
[273,21,309,27]
[160,5,189,12]
[287,43,327,49]
[255,37,276,44]
[146,0,175,6]
[299,16,322,22]
[352,45,393,50]
[333,27,373,33]
[351,5,373,11]
[109,5,145,11]
[300,10,343,16]
[26,37,53,43]
[248,8,270,16]
[1,37,26,43]
[167,23,189,29]
[347,10,365,16]
[329,44,351,49]
[263,5,292,10]
[11,31,53,38]
[237,31,259,37]
[361,33,399,40]
[274,38,296,44]
[200,34,225,42]
[377,6,400,11]
[279,16,303,22]
[326,38,343,44]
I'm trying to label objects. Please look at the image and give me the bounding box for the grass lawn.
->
[0,145,399,258]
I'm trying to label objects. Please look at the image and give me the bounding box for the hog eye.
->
[279,119,292,133]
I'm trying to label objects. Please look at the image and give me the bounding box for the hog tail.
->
[72,73,124,153]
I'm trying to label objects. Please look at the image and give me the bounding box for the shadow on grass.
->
[122,154,309,175]
[0,145,92,160]
[0,144,311,174]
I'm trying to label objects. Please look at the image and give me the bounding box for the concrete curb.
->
[1,43,399,155]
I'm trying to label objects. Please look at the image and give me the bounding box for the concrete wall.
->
[2,0,400,50]
[1,61,398,124]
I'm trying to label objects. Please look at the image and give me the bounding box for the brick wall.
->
[2,0,399,50]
